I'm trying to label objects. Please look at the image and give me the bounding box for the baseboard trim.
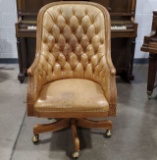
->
[0,58,148,64]
[0,58,18,64]
[134,58,148,64]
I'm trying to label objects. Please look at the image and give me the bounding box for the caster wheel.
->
[105,129,111,138]
[148,94,151,99]
[72,151,80,159]
[147,91,152,99]
[32,134,39,144]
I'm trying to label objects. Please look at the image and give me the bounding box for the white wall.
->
[0,0,17,58]
[0,0,157,59]
[135,0,157,59]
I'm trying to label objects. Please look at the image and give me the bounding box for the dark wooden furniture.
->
[15,0,138,83]
[141,11,157,99]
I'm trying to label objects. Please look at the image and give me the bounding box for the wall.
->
[135,0,157,59]
[0,0,157,60]
[0,0,17,59]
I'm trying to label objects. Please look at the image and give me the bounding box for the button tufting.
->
[40,5,106,82]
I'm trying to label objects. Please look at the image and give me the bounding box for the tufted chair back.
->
[34,2,111,84]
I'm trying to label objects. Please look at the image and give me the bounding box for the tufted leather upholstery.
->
[27,1,117,118]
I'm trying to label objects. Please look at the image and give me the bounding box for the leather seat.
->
[34,79,109,117]
[27,1,117,158]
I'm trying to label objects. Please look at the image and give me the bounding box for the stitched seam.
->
[34,108,108,112]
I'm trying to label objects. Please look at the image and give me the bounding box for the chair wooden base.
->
[32,118,112,158]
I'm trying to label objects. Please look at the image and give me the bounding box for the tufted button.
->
[69,53,78,69]
[69,16,79,33]
[71,9,75,16]
[80,35,89,48]
[91,55,98,68]
[58,34,66,50]
[58,53,66,68]
[85,9,88,15]
[92,35,100,52]
[81,15,91,32]
[75,44,83,56]
[58,7,62,15]
[63,44,72,56]
[86,25,95,41]
[42,27,48,43]
[47,53,56,67]
[81,54,88,69]
[52,44,60,59]
[52,24,60,41]
[75,25,84,41]
[69,34,78,49]
[56,15,66,30]
[86,44,94,58]
[63,25,72,41]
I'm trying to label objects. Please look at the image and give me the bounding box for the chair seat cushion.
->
[34,79,109,114]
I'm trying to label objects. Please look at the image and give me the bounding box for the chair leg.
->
[76,119,112,137]
[32,119,70,143]
[71,119,80,158]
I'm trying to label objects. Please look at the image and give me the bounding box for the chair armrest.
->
[27,53,45,116]
[27,53,40,76]
[98,55,117,116]
[27,73,43,116]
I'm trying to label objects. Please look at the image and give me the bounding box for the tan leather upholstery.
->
[34,79,109,118]
[27,2,117,118]
[27,1,117,156]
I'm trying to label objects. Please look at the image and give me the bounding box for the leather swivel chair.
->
[27,1,117,158]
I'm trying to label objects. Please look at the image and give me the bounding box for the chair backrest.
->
[35,2,111,83]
